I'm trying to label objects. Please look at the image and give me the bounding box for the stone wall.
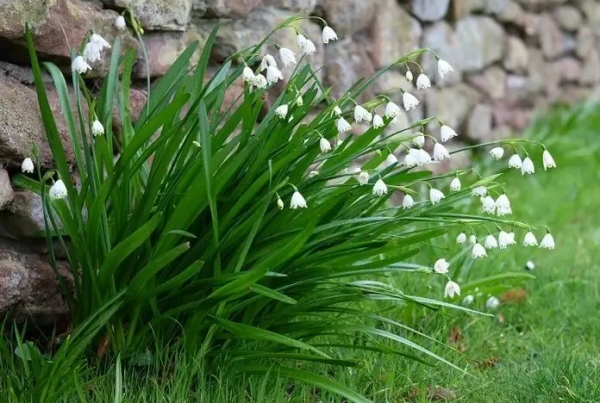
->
[0,0,599,323]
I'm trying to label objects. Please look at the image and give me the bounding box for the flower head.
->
[71,56,92,74]
[92,120,104,136]
[402,194,415,209]
[372,114,384,129]
[290,191,307,209]
[481,195,496,214]
[521,157,535,175]
[21,158,34,173]
[429,188,445,204]
[402,92,420,111]
[456,232,467,244]
[354,105,372,123]
[297,34,316,55]
[115,15,126,30]
[523,231,538,246]
[83,34,111,63]
[295,95,303,106]
[484,234,498,249]
[495,194,512,216]
[450,177,461,191]
[486,296,500,310]
[542,150,556,170]
[472,242,487,259]
[266,65,283,84]
[463,295,474,305]
[539,233,555,250]
[472,186,487,197]
[358,171,369,185]
[414,149,432,166]
[508,154,522,169]
[526,261,535,271]
[260,54,277,72]
[405,69,413,81]
[243,66,255,83]
[444,281,461,298]
[469,235,477,245]
[320,137,332,153]
[433,143,450,161]
[372,179,387,196]
[90,33,110,48]
[277,197,284,210]
[437,59,454,80]
[440,125,458,142]
[333,105,342,116]
[404,152,417,168]
[416,73,431,90]
[337,117,352,133]
[275,104,288,119]
[489,147,504,159]
[251,74,268,89]
[434,258,450,274]
[498,230,513,249]
[384,101,401,119]
[279,47,296,66]
[322,26,338,44]
[49,179,68,200]
[386,153,398,166]
[412,133,425,148]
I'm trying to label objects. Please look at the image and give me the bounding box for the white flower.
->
[266,65,283,84]
[484,234,499,249]
[337,117,352,133]
[416,73,431,90]
[279,47,297,66]
[456,232,467,244]
[372,179,387,196]
[508,154,522,169]
[260,54,277,71]
[437,59,454,80]
[434,258,450,274]
[495,194,512,216]
[508,232,517,245]
[115,15,126,30]
[433,143,450,161]
[440,125,458,142]
[542,150,556,170]
[472,242,487,259]
[486,296,500,310]
[384,101,401,118]
[322,26,338,44]
[412,134,425,148]
[49,179,68,200]
[21,158,34,173]
[92,120,104,136]
[498,231,512,249]
[405,70,413,81]
[444,281,461,298]
[290,191,307,209]
[526,261,535,270]
[83,34,111,63]
[243,66,255,83]
[429,188,445,204]
[414,149,432,166]
[295,95,303,106]
[372,114,384,129]
[463,295,474,305]
[472,186,487,197]
[450,177,461,191]
[251,74,268,89]
[469,235,477,245]
[404,153,417,168]
[358,171,369,185]
[90,33,111,49]
[402,194,415,209]
[521,157,535,175]
[354,105,371,123]
[402,92,420,111]
[308,170,319,178]
[275,104,288,119]
[320,137,332,153]
[277,197,284,210]
[71,56,91,74]
[481,196,496,214]
[539,233,555,250]
[523,231,538,246]
[386,153,398,166]
[489,147,504,159]
[333,105,342,116]
[297,34,316,55]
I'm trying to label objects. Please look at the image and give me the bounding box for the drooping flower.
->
[429,188,445,204]
[354,105,372,123]
[402,92,420,111]
[72,55,92,74]
[295,95,304,106]
[92,120,104,136]
[49,179,68,200]
[402,194,415,209]
[450,177,461,191]
[358,171,369,185]
[82,33,111,63]
[444,281,461,298]
[277,197,284,210]
[437,59,454,80]
[472,186,487,197]
[243,66,255,83]
[384,101,401,118]
[433,143,450,161]
[416,73,431,90]
[542,150,556,170]
[252,74,268,89]
[523,231,538,246]
[115,15,126,30]
[404,153,417,168]
[486,296,500,310]
[472,242,487,259]
[333,105,342,116]
[484,234,499,249]
[495,194,512,216]
[526,261,535,271]
[521,157,535,175]
[336,117,352,133]
[320,137,332,153]
[297,34,316,55]
[321,26,338,44]
[90,33,110,49]
[279,47,297,66]
[508,231,517,245]
[266,64,283,84]
[508,154,522,169]
[481,196,496,214]
[469,235,477,245]
[21,158,34,173]
[489,147,504,159]
[386,153,398,166]
[456,232,467,244]
[260,54,277,71]
[290,191,307,209]
[372,114,384,129]
[412,133,425,148]
[463,295,474,305]
[498,231,512,249]
[434,258,450,274]
[275,104,288,119]
[414,148,432,166]
[405,69,413,81]
[539,233,555,250]
[440,125,458,142]
[372,179,388,196]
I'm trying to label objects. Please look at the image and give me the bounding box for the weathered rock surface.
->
[103,0,193,31]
